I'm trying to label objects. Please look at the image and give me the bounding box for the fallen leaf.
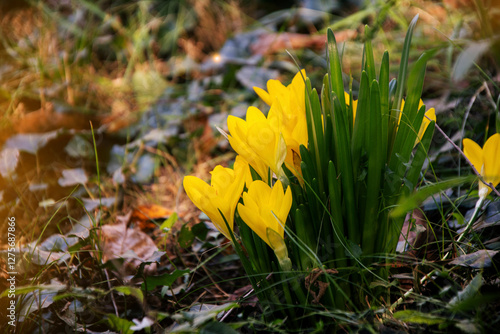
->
[113,167,126,184]
[17,282,66,322]
[0,148,19,177]
[65,135,94,159]
[449,250,499,269]
[132,204,173,221]
[452,40,491,83]
[449,273,483,308]
[4,130,59,154]
[58,168,88,187]
[128,128,178,148]
[13,106,95,134]
[250,31,356,56]
[397,209,436,260]
[100,221,159,274]
[169,303,238,333]
[183,112,220,162]
[132,204,173,230]
[23,246,68,265]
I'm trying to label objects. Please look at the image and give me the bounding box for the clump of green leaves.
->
[264,13,435,314]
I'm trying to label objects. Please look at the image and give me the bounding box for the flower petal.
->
[227,114,268,180]
[234,155,253,187]
[248,180,273,203]
[238,180,292,248]
[415,107,436,146]
[254,86,273,106]
[183,176,229,237]
[463,138,484,175]
[279,186,293,225]
[345,92,358,123]
[483,133,500,188]
[248,121,279,173]
[210,166,234,194]
[267,79,287,98]
[238,201,267,246]
[246,106,267,123]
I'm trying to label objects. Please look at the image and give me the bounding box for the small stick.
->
[104,268,120,317]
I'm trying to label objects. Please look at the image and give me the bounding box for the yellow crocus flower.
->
[463,133,500,198]
[227,103,287,180]
[226,107,271,180]
[183,156,250,239]
[237,180,292,248]
[254,70,307,178]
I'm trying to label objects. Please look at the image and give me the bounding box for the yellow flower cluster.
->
[183,71,305,250]
[184,70,443,252]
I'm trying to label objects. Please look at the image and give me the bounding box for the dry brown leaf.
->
[100,220,159,274]
[250,31,357,56]
[398,209,437,261]
[443,0,474,9]
[13,103,98,134]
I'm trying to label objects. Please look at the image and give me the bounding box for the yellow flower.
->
[400,99,436,145]
[183,156,250,239]
[345,91,358,123]
[463,133,500,198]
[226,107,270,180]
[254,70,307,178]
[415,107,436,145]
[227,103,287,180]
[348,94,435,144]
[237,180,292,248]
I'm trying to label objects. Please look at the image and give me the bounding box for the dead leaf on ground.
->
[100,218,159,274]
[132,204,173,230]
[397,209,437,260]
[250,31,357,56]
[132,204,173,221]
[58,168,88,187]
[450,250,499,269]
[12,104,98,134]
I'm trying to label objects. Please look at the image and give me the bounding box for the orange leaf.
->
[132,204,173,230]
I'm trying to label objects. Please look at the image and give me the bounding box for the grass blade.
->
[362,80,383,257]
